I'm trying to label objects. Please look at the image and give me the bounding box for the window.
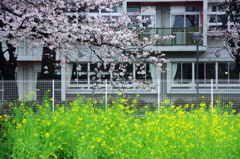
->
[171,62,239,83]
[207,3,230,30]
[72,63,88,81]
[135,63,153,80]
[218,62,239,80]
[127,5,156,28]
[172,63,192,81]
[90,5,122,14]
[185,6,199,12]
[67,5,122,25]
[101,5,122,13]
[171,6,200,27]
[70,62,154,83]
[170,6,200,45]
[127,5,141,13]
[90,63,110,80]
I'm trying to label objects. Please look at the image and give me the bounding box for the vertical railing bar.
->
[211,79,214,111]
[105,79,108,111]
[158,79,160,114]
[52,79,55,112]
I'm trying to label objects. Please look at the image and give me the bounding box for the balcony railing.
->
[139,27,203,46]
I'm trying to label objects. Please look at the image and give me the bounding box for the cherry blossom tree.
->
[220,0,240,72]
[0,0,173,100]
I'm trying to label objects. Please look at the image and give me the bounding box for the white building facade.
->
[1,0,239,104]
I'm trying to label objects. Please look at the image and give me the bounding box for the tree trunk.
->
[0,42,18,101]
[37,46,56,101]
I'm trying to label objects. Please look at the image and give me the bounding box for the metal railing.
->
[139,27,203,46]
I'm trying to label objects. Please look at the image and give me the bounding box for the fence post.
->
[105,79,108,111]
[2,80,4,101]
[52,79,55,112]
[158,79,160,114]
[211,79,213,110]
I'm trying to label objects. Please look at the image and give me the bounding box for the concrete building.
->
[1,0,239,104]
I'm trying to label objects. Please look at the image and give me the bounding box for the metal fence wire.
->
[0,79,240,114]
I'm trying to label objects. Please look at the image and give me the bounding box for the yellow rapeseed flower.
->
[44,132,50,137]
[16,124,22,129]
[117,92,122,96]
[200,103,206,107]
[132,99,137,104]
[22,119,27,123]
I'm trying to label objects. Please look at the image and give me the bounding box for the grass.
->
[0,94,240,159]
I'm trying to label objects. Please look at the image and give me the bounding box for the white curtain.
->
[171,63,178,80]
[150,64,156,84]
[171,15,175,27]
[66,63,73,83]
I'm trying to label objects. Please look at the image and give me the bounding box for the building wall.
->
[2,0,238,103]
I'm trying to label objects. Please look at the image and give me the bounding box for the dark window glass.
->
[182,63,192,79]
[206,63,215,79]
[72,63,88,80]
[135,64,151,80]
[186,15,199,27]
[218,63,228,79]
[90,63,110,80]
[211,4,226,12]
[142,15,152,27]
[212,5,217,12]
[229,63,239,79]
[197,63,204,79]
[173,15,184,27]
[174,63,192,80]
[128,15,140,27]
[127,5,141,12]
[185,6,200,12]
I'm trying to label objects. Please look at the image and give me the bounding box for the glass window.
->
[172,15,199,27]
[172,63,192,80]
[101,5,122,13]
[135,63,151,80]
[210,4,226,12]
[129,15,155,28]
[206,63,215,79]
[186,15,199,27]
[197,63,204,79]
[127,5,141,12]
[113,63,133,81]
[172,62,239,84]
[172,15,184,27]
[185,6,199,12]
[218,63,229,79]
[229,63,239,79]
[172,62,217,81]
[207,3,230,30]
[90,63,110,80]
[72,63,88,81]
[142,15,154,27]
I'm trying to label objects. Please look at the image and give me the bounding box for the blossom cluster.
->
[0,0,174,90]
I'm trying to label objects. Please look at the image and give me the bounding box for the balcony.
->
[139,27,203,46]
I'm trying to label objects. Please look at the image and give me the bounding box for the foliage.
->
[219,0,240,72]
[1,96,239,158]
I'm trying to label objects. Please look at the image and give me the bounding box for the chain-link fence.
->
[0,79,240,113]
